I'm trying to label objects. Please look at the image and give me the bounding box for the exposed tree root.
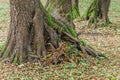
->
[0,0,106,65]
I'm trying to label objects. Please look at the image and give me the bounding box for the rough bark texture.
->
[0,0,103,64]
[85,0,111,25]
[46,0,80,28]
[0,0,46,63]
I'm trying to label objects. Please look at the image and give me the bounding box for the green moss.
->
[0,44,3,53]
[67,27,77,38]
[72,5,80,19]
[57,37,61,43]
[68,11,73,20]
[79,38,87,46]
[13,57,18,64]
[47,1,55,11]
[84,0,99,22]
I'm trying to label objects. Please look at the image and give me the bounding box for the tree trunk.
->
[85,0,111,25]
[46,0,80,28]
[0,0,103,64]
[0,0,46,63]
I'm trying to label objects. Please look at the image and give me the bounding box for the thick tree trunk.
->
[0,0,46,63]
[85,0,111,25]
[46,0,80,28]
[0,0,103,64]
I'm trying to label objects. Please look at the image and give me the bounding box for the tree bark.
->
[85,0,111,25]
[0,0,46,63]
[0,0,103,64]
[46,0,80,28]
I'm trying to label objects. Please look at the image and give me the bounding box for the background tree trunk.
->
[85,0,111,25]
[46,0,80,28]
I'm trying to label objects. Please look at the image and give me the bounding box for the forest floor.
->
[0,0,120,80]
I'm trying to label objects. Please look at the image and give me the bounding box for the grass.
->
[0,0,120,80]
